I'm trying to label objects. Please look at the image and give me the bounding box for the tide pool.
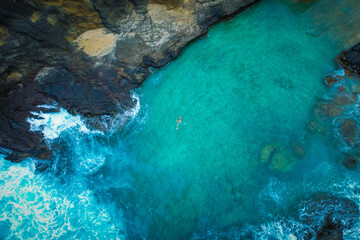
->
[2,0,360,239]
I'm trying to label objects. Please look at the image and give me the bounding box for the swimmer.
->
[176,116,181,130]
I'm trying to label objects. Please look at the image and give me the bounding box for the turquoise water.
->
[2,0,360,239]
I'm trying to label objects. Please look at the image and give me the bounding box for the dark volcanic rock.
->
[0,0,258,161]
[35,66,130,115]
[337,42,360,77]
[315,215,344,240]
[300,195,360,240]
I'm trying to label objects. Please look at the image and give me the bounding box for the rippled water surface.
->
[1,0,360,239]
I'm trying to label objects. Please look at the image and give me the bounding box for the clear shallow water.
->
[2,0,360,239]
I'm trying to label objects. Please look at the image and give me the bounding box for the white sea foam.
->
[191,220,313,240]
[27,94,141,141]
[256,219,313,240]
[27,107,100,140]
[15,96,141,239]
[127,94,140,119]
[94,94,141,133]
[0,156,125,239]
[260,178,286,205]
[78,155,106,175]
[334,69,345,77]
[344,224,360,239]
[37,104,58,109]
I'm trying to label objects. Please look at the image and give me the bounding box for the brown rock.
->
[0,24,10,46]
[333,96,354,105]
[316,102,342,118]
[149,0,182,9]
[340,119,359,146]
[38,0,104,40]
[324,73,344,87]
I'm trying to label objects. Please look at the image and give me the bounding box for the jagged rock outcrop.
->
[0,0,258,161]
[300,195,360,240]
[337,42,360,77]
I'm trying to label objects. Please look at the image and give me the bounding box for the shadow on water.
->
[280,0,317,12]
[283,0,360,48]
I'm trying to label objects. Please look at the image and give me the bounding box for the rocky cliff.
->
[0,0,258,161]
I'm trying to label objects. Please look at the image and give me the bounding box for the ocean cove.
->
[1,0,360,239]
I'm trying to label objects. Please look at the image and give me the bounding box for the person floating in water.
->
[176,116,182,130]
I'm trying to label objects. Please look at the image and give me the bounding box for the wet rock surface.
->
[324,72,344,88]
[0,0,258,161]
[337,42,360,77]
[300,195,360,239]
[314,64,360,154]
[192,194,359,240]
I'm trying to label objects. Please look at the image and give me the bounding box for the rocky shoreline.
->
[1,0,360,164]
[0,0,258,162]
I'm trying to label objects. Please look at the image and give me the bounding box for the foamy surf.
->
[192,175,360,240]
[0,155,125,239]
[27,107,101,140]
[26,94,140,142]
[93,94,141,133]
[6,96,142,239]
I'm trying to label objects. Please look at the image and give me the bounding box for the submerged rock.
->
[260,144,279,163]
[341,155,359,169]
[268,150,297,172]
[315,94,355,119]
[308,121,325,134]
[0,0,258,161]
[339,119,360,147]
[280,0,316,12]
[260,144,298,172]
[192,194,359,240]
[292,144,306,157]
[315,101,343,118]
[274,77,295,89]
